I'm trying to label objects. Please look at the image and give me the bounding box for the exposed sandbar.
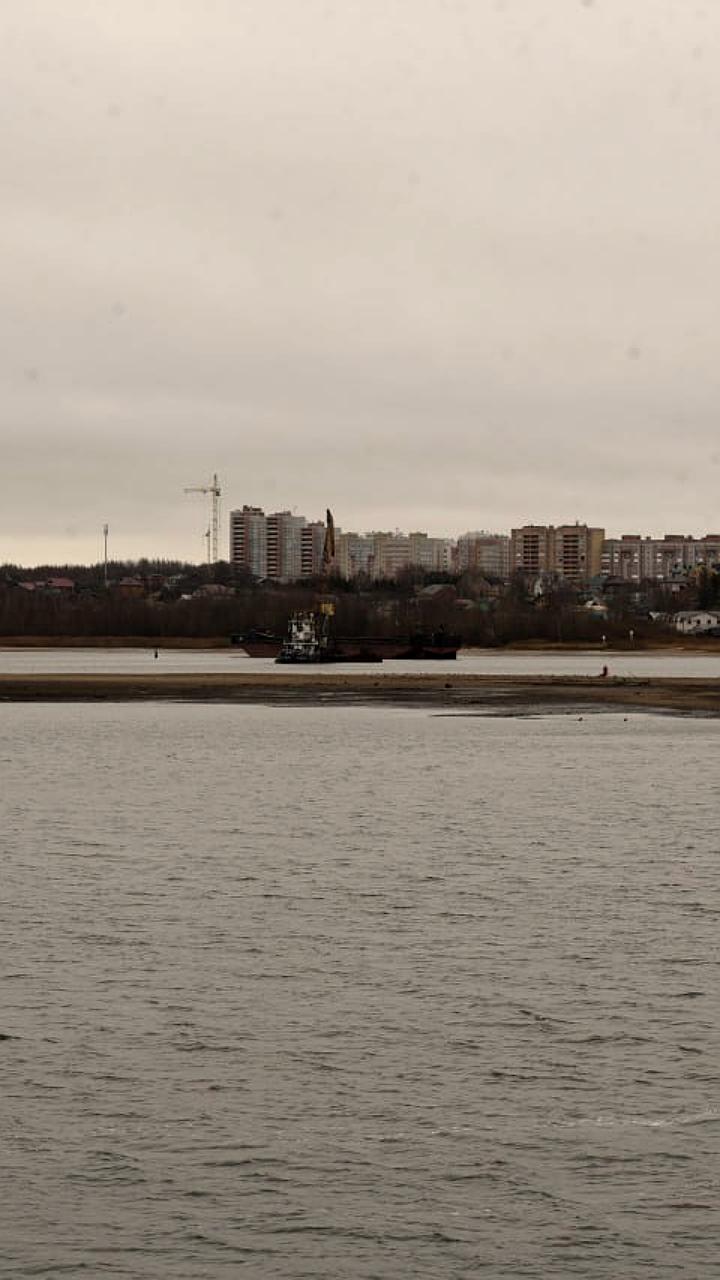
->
[1,672,720,714]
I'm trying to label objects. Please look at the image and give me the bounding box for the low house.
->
[16,577,75,594]
[417,583,457,605]
[192,583,235,598]
[114,576,146,598]
[673,610,720,634]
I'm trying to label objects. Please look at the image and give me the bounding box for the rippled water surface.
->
[2,704,719,1278]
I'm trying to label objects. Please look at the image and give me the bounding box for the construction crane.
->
[184,473,221,564]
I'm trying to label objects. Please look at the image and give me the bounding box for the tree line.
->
[0,557,685,644]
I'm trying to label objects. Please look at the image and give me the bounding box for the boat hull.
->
[275,650,382,664]
[230,632,282,657]
[339,636,460,660]
[234,640,283,658]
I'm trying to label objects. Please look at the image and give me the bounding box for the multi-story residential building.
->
[695,535,720,571]
[408,532,452,573]
[371,532,412,579]
[266,511,305,582]
[553,524,605,583]
[653,535,694,579]
[601,535,655,581]
[652,534,720,578]
[509,525,554,577]
[332,530,453,580]
[510,523,604,583]
[230,506,327,580]
[602,534,720,581]
[456,532,510,578]
[301,522,326,577]
[229,506,268,578]
[364,532,449,579]
[696,535,720,568]
[336,532,375,579]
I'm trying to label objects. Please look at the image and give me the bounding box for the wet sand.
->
[1,672,720,714]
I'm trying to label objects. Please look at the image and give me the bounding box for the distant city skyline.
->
[10,507,720,592]
[225,507,720,585]
[6,496,720,570]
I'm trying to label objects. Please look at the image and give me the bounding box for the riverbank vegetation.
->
[0,558,713,647]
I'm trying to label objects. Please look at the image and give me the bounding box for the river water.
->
[2,645,720,678]
[2,703,719,1278]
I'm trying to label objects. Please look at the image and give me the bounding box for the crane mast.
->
[184,473,221,564]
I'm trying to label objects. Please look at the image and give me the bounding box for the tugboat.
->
[275,607,336,664]
[275,604,383,664]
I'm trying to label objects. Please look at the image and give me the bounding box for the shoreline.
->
[2,672,720,714]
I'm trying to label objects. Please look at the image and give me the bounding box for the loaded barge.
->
[232,620,461,662]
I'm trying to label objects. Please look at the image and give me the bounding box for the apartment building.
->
[653,534,720,578]
[602,534,720,581]
[456,532,510,578]
[602,535,653,581]
[301,522,326,578]
[408,533,452,573]
[229,506,326,580]
[266,511,305,582]
[369,532,411,579]
[336,532,375,579]
[331,530,452,580]
[509,525,554,577]
[553,524,605,583]
[510,524,604,583]
[229,506,267,578]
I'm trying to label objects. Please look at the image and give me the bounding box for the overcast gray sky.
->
[4,0,720,564]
